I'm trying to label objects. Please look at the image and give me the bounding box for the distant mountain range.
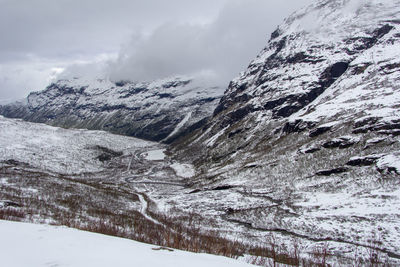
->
[0,77,223,143]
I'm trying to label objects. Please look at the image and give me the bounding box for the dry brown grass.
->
[0,208,25,221]
[0,166,394,266]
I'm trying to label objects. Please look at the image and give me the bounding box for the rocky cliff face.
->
[172,0,400,259]
[0,77,223,143]
[178,0,400,170]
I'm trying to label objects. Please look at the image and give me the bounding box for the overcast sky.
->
[0,0,313,103]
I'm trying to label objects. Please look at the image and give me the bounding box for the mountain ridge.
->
[0,76,224,143]
[169,0,400,259]
[177,0,400,165]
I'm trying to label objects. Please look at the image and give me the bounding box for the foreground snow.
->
[0,220,252,267]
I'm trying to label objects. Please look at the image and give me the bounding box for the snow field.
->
[0,220,252,267]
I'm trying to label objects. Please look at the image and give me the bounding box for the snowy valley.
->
[1,0,400,266]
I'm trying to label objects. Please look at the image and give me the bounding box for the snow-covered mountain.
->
[0,77,223,143]
[188,0,400,148]
[172,0,400,260]
[2,0,400,264]
[180,0,400,177]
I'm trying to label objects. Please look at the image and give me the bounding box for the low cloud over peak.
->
[0,0,312,102]
[107,0,313,85]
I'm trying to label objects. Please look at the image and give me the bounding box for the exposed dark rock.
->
[365,137,386,146]
[344,25,393,55]
[162,79,191,88]
[377,165,400,175]
[0,200,22,208]
[373,24,394,39]
[273,37,287,55]
[225,208,236,215]
[346,155,381,167]
[352,127,370,134]
[119,87,148,98]
[211,185,236,191]
[158,93,174,99]
[378,129,400,136]
[287,53,324,64]
[319,62,349,88]
[309,125,333,137]
[213,92,251,117]
[381,63,400,72]
[188,189,202,194]
[168,117,210,144]
[270,29,281,39]
[261,62,349,119]
[353,118,400,134]
[212,102,225,117]
[374,121,400,131]
[304,147,321,154]
[138,116,178,142]
[100,104,128,112]
[330,62,350,78]
[1,159,30,167]
[228,129,243,138]
[219,105,257,129]
[92,145,123,162]
[282,120,316,134]
[316,167,348,176]
[0,103,30,119]
[354,117,380,129]
[322,137,358,149]
[287,52,309,64]
[97,154,113,162]
[274,104,301,118]
[115,80,132,87]
[243,164,259,169]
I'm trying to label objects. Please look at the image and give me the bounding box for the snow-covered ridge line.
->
[0,76,224,143]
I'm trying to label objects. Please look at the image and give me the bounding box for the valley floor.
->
[1,115,399,266]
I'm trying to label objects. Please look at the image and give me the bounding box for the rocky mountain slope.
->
[0,77,223,143]
[171,0,400,260]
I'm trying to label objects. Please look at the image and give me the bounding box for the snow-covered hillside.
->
[0,76,223,143]
[215,0,400,125]
[0,115,158,174]
[171,0,400,262]
[0,220,252,267]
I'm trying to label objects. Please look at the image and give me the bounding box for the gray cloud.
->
[0,0,313,102]
[110,0,314,84]
[0,0,227,61]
